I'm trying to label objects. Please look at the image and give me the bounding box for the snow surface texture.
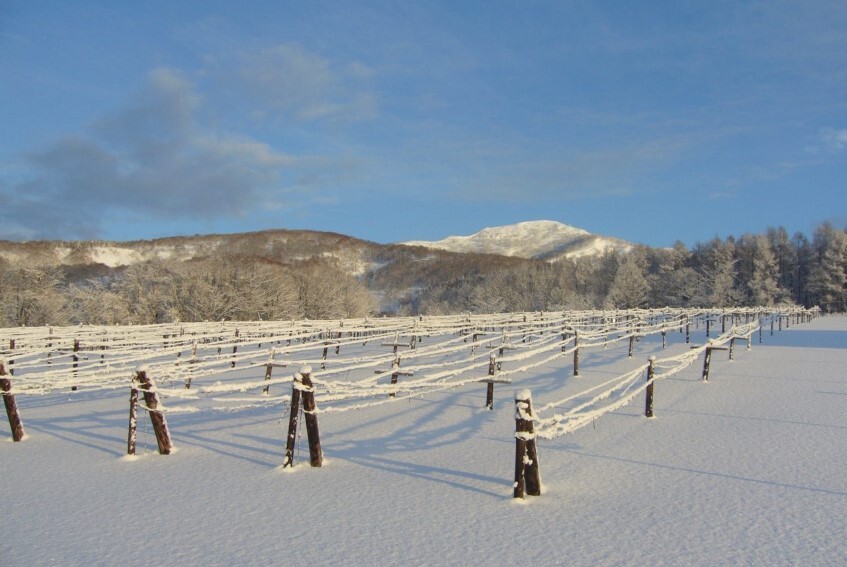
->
[403,220,633,260]
[2,315,845,566]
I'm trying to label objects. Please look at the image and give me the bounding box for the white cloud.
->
[236,43,378,122]
[0,67,326,239]
[820,127,847,151]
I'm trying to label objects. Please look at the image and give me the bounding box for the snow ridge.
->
[403,220,632,261]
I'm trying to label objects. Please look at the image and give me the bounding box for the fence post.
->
[702,346,713,382]
[282,371,302,469]
[1,362,25,442]
[135,369,172,455]
[573,330,580,377]
[300,366,323,467]
[8,339,14,375]
[645,356,656,418]
[729,338,735,361]
[71,339,80,391]
[231,328,239,368]
[263,348,276,395]
[127,378,139,455]
[486,354,496,410]
[513,390,541,499]
[283,366,322,468]
[185,341,198,389]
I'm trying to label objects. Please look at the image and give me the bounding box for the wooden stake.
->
[514,390,541,498]
[645,356,656,418]
[71,339,79,391]
[282,373,302,469]
[263,348,276,395]
[1,362,25,442]
[573,331,580,377]
[486,354,496,410]
[299,367,323,467]
[702,346,713,382]
[127,381,138,455]
[135,370,172,455]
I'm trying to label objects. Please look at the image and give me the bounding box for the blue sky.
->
[1,1,845,248]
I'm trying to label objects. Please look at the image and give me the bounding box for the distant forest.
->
[1,222,845,327]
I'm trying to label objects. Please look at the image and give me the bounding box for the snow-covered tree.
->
[807,223,847,312]
[606,252,649,309]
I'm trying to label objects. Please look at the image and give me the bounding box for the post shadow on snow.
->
[660,407,847,431]
[757,328,847,349]
[560,447,847,498]
[22,407,131,457]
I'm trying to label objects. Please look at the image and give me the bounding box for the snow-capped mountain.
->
[403,220,633,261]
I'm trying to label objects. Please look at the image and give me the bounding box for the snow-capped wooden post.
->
[729,338,735,361]
[283,366,322,468]
[702,345,713,382]
[184,341,198,389]
[231,328,239,368]
[262,348,276,395]
[282,371,302,469]
[701,345,727,382]
[645,356,656,418]
[135,369,172,455]
[127,378,139,455]
[628,333,635,358]
[685,317,690,344]
[1,362,25,442]
[8,339,15,375]
[71,339,80,391]
[706,318,711,338]
[486,354,496,410]
[573,330,580,377]
[513,390,541,499]
[300,367,322,467]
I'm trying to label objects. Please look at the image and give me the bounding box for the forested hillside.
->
[0,222,844,326]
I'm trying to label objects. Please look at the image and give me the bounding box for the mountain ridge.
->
[403,220,633,261]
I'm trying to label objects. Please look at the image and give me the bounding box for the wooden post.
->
[185,341,197,389]
[282,372,302,469]
[573,330,580,377]
[628,334,635,358]
[263,348,276,395]
[729,338,735,361]
[127,380,139,455]
[283,366,322,468]
[231,328,239,368]
[8,339,15,376]
[706,318,711,338]
[389,354,400,398]
[135,370,172,455]
[645,356,656,418]
[685,318,690,344]
[1,362,25,442]
[486,354,496,410]
[299,367,323,467]
[71,339,80,391]
[702,346,713,382]
[513,390,541,499]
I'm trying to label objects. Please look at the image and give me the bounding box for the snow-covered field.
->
[2,314,845,566]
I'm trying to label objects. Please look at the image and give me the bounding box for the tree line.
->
[0,222,844,327]
[0,256,377,326]
[399,222,847,315]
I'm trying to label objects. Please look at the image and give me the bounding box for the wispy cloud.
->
[1,68,314,240]
[236,43,377,123]
[819,127,847,151]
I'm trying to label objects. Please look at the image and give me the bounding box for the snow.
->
[2,315,846,566]
[88,246,144,267]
